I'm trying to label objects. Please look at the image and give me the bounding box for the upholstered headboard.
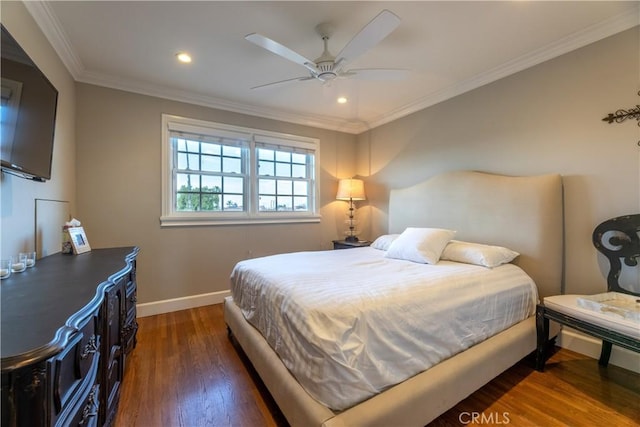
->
[389,171,564,299]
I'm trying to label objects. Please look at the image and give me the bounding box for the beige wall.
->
[357,27,640,296]
[75,84,357,304]
[0,2,76,257]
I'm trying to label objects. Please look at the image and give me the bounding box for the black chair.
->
[535,214,640,371]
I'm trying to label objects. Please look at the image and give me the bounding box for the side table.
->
[332,240,371,250]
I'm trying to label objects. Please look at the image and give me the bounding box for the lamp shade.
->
[336,178,366,201]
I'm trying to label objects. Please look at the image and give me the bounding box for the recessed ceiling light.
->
[337,97,348,104]
[176,52,192,63]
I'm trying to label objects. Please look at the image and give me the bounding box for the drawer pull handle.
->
[79,385,99,425]
[121,322,138,340]
[80,335,98,360]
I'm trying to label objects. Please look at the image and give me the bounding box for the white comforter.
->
[230,247,537,411]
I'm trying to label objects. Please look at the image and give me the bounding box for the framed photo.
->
[68,226,91,254]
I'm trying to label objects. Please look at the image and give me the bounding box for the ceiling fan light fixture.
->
[317,71,337,82]
[337,96,348,104]
[245,9,404,89]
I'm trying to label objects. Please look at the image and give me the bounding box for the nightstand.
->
[332,240,371,250]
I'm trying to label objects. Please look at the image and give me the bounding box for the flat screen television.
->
[1,25,58,182]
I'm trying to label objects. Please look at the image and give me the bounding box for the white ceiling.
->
[26,1,639,134]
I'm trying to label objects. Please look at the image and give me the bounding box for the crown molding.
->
[25,1,367,134]
[26,2,638,135]
[23,1,84,79]
[366,8,640,130]
[76,69,368,134]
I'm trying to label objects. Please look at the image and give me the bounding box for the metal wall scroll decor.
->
[602,91,640,146]
[602,91,640,126]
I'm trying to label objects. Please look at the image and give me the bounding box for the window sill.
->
[160,214,322,227]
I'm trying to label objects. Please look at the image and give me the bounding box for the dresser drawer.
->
[57,383,99,427]
[124,276,138,355]
[125,279,136,313]
[123,311,138,355]
[51,315,100,417]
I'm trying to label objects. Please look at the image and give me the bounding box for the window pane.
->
[186,139,199,153]
[224,176,244,194]
[277,180,292,195]
[177,138,187,151]
[293,181,307,195]
[185,153,200,171]
[190,174,201,191]
[201,155,220,172]
[259,195,276,211]
[201,142,220,155]
[259,160,274,176]
[294,196,308,211]
[292,164,306,178]
[176,193,200,211]
[176,173,188,190]
[223,194,243,211]
[201,175,221,192]
[276,196,293,211]
[259,179,276,195]
[177,152,188,169]
[177,173,200,191]
[223,156,242,173]
[292,153,306,163]
[223,145,242,157]
[258,149,274,160]
[275,151,290,162]
[201,194,221,211]
[275,162,291,177]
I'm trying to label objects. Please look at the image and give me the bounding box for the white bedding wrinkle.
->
[230,247,538,411]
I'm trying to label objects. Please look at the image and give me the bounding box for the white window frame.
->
[161,114,321,227]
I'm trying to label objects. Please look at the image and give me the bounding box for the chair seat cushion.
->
[544,294,640,339]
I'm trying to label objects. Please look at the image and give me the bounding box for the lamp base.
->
[345,235,359,242]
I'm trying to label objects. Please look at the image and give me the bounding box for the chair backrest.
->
[592,214,640,296]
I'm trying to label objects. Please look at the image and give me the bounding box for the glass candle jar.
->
[0,259,11,279]
[11,254,27,273]
[22,251,36,268]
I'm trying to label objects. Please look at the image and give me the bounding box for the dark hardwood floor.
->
[115,305,639,426]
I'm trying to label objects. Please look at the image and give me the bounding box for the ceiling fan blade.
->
[335,10,400,66]
[250,76,315,90]
[341,68,408,80]
[245,33,318,73]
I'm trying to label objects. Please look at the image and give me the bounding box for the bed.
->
[224,170,564,426]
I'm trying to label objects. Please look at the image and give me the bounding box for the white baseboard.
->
[136,290,231,318]
[559,328,640,374]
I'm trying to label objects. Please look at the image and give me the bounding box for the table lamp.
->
[336,178,366,242]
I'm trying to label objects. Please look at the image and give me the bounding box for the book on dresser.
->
[1,246,139,427]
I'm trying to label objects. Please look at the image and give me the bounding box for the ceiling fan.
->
[245,9,407,89]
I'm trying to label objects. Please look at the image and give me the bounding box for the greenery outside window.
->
[161,114,320,226]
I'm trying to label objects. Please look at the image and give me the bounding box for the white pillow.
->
[371,234,399,250]
[441,240,519,268]
[385,227,456,264]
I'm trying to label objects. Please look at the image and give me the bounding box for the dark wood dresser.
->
[1,247,139,427]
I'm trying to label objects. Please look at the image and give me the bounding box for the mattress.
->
[230,247,538,411]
